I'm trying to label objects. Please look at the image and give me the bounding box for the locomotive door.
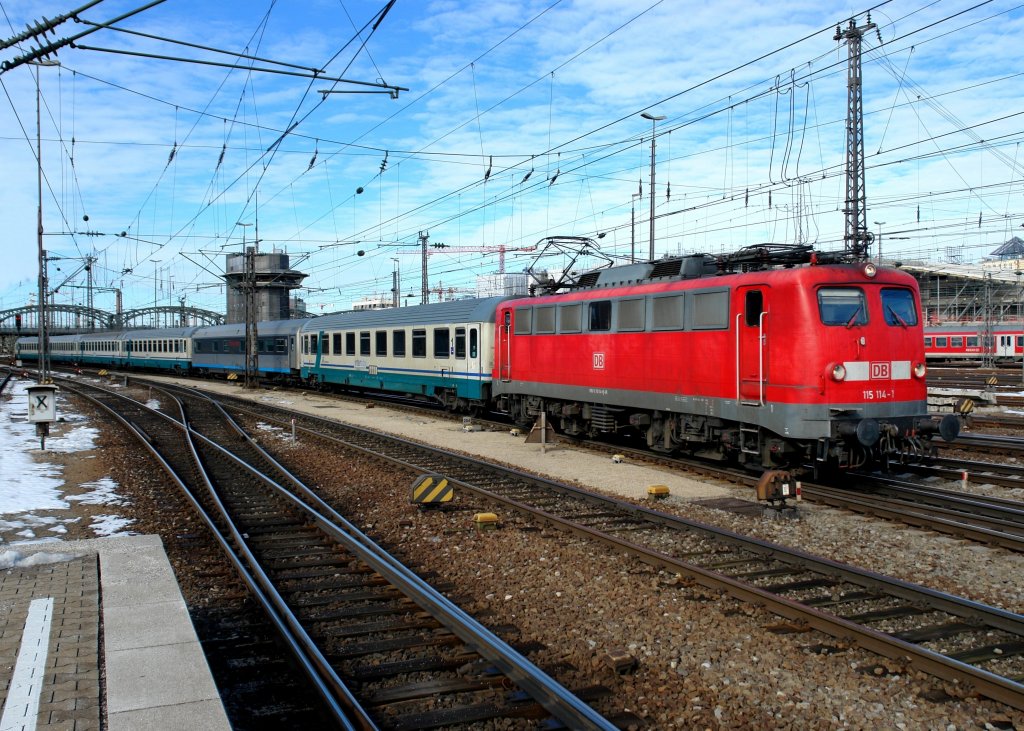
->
[498,310,512,381]
[736,287,767,405]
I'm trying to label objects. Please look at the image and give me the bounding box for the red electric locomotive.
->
[492,244,959,473]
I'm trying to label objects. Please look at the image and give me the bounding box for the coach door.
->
[996,334,1014,358]
[736,287,767,405]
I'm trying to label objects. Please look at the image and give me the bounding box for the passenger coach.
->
[300,297,511,413]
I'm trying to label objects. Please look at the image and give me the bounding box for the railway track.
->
[155,379,1024,713]
[60,376,622,730]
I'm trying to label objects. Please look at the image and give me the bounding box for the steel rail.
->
[55,379,365,729]
[214,395,1024,712]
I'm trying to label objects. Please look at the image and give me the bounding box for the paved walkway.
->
[0,535,229,731]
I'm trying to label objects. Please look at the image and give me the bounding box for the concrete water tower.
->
[224,248,307,323]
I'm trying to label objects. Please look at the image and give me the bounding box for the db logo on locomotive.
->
[870,361,891,379]
[593,352,606,370]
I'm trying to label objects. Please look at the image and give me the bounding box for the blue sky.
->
[2,0,1024,316]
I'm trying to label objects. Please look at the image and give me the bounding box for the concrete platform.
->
[0,535,229,731]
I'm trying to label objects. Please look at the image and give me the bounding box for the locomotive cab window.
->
[818,287,867,326]
[880,288,918,327]
[589,300,612,331]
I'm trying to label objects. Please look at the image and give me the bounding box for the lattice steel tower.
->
[835,16,876,259]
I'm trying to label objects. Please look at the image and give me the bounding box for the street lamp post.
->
[641,112,666,261]
[874,220,886,264]
[391,257,400,307]
[33,59,60,384]
[630,192,641,264]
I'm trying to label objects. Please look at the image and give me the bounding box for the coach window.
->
[691,290,730,330]
[559,303,582,333]
[469,329,478,358]
[332,333,342,355]
[514,307,532,335]
[817,287,867,327]
[345,332,356,356]
[924,337,932,347]
[535,306,556,334]
[276,338,286,354]
[936,337,948,348]
[618,298,645,332]
[881,288,918,327]
[434,328,450,358]
[1018,336,1024,348]
[360,331,371,356]
[744,291,764,327]
[412,329,427,358]
[376,330,387,357]
[393,330,406,357]
[966,336,979,347]
[589,300,612,331]
[951,337,964,348]
[454,327,466,358]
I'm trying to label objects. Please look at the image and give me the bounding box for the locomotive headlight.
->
[913,362,927,378]
[830,363,847,381]
[863,262,878,278]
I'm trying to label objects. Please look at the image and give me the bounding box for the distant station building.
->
[900,236,1024,324]
[475,272,530,297]
[224,248,307,324]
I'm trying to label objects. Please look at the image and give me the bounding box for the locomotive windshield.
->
[817,287,867,326]
[880,288,918,327]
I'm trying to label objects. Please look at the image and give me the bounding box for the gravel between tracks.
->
[5,374,1024,730]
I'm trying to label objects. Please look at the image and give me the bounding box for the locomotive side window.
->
[535,306,556,334]
[924,337,933,347]
[651,295,684,331]
[433,328,450,358]
[332,333,342,355]
[454,328,466,358]
[514,307,532,335]
[412,329,427,357]
[691,290,729,330]
[360,331,371,356]
[589,300,612,331]
[880,288,918,326]
[376,330,388,357]
[346,332,356,356]
[818,287,867,326]
[744,291,764,327]
[936,337,948,347]
[951,337,964,348]
[393,330,407,357]
[618,298,645,332]
[559,304,582,333]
